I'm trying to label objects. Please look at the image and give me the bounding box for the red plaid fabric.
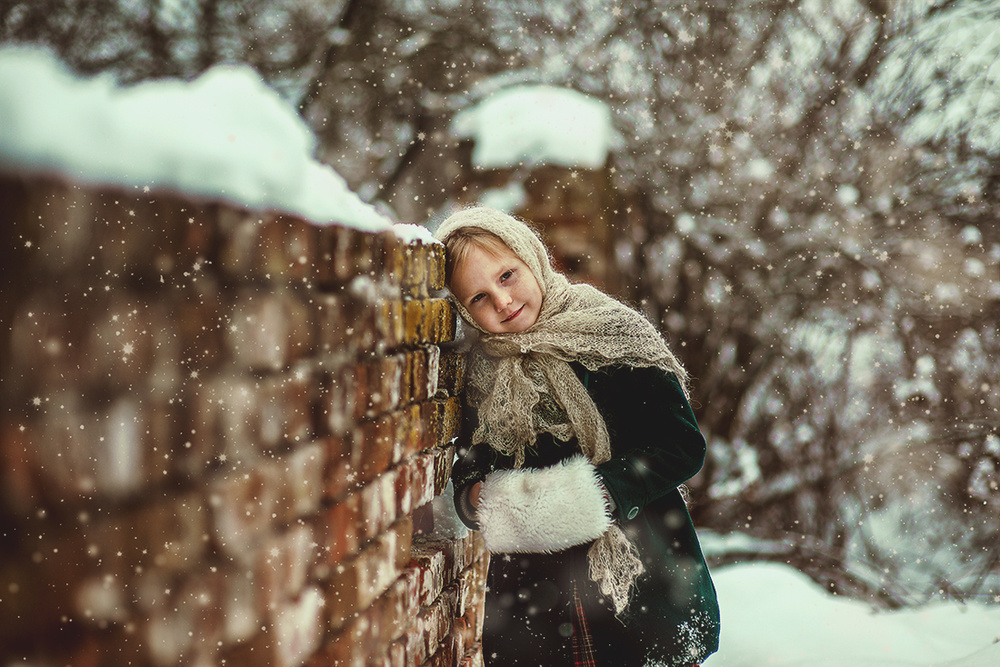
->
[570,579,702,667]
[571,580,598,666]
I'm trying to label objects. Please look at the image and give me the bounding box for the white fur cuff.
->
[477,454,612,553]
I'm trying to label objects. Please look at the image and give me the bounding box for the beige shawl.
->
[436,206,689,614]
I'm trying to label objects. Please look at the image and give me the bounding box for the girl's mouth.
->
[502,305,524,323]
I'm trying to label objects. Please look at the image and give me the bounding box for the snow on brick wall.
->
[0,174,487,667]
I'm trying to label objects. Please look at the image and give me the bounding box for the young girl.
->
[435,207,720,667]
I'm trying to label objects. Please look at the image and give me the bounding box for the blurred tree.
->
[3,0,998,603]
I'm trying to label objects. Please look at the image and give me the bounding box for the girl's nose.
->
[494,291,512,310]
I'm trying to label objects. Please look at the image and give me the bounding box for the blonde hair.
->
[443,226,513,287]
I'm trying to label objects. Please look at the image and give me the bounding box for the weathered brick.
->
[399,404,429,459]
[432,445,456,497]
[430,298,457,345]
[316,290,378,355]
[257,523,318,614]
[375,300,406,351]
[271,586,326,667]
[90,189,216,278]
[9,292,181,394]
[187,370,312,470]
[403,299,431,346]
[176,278,228,377]
[378,231,405,290]
[351,415,397,490]
[403,349,430,405]
[358,470,400,542]
[436,397,462,448]
[226,289,314,371]
[258,367,314,451]
[409,450,439,512]
[355,354,405,419]
[320,363,357,436]
[0,528,92,645]
[426,346,441,399]
[276,441,326,522]
[135,568,225,667]
[325,517,412,632]
[318,491,361,568]
[398,243,430,299]
[2,173,480,667]
[10,391,176,504]
[317,225,365,285]
[186,373,257,471]
[11,180,97,276]
[427,243,446,292]
[435,350,466,399]
[10,181,215,281]
[408,541,446,608]
[220,562,261,646]
[219,211,321,284]
[207,461,282,565]
[387,638,407,667]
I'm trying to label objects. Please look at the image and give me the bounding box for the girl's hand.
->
[469,481,483,509]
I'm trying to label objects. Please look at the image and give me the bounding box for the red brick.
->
[436,351,466,398]
[225,289,313,371]
[408,540,446,608]
[11,180,96,275]
[409,451,438,512]
[276,441,326,522]
[207,462,282,564]
[351,415,397,490]
[317,224,378,286]
[219,211,321,284]
[358,470,400,542]
[432,445,455,497]
[459,643,484,667]
[270,586,326,667]
[321,363,357,436]
[11,391,176,504]
[187,370,313,470]
[376,300,406,351]
[355,354,404,420]
[257,523,318,614]
[220,562,261,646]
[134,568,225,666]
[175,279,227,377]
[90,189,215,278]
[325,518,412,632]
[315,290,378,355]
[9,292,181,393]
[319,492,361,568]
[258,367,314,451]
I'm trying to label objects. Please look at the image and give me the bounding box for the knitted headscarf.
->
[436,206,689,614]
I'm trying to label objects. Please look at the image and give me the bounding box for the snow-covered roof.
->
[452,84,613,171]
[0,46,392,233]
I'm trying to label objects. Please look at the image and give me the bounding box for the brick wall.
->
[0,175,487,667]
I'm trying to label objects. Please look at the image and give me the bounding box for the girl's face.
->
[449,241,542,334]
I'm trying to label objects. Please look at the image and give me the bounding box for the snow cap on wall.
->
[452,84,613,171]
[0,46,391,232]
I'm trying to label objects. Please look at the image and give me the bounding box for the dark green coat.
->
[452,362,721,667]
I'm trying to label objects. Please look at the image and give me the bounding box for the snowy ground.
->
[708,562,1000,667]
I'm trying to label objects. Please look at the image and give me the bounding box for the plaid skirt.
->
[571,579,700,667]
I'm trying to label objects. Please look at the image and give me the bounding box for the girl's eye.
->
[500,269,514,282]
[469,293,484,305]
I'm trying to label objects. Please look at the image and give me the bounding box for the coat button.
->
[627,507,639,520]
